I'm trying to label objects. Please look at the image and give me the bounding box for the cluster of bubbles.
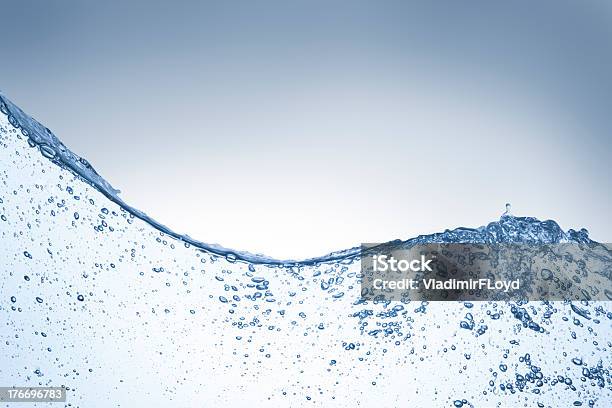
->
[0,97,611,407]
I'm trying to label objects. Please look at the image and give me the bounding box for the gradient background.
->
[1,0,611,258]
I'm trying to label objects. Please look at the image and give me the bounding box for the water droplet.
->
[502,202,512,217]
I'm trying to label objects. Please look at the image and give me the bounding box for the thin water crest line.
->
[0,92,598,267]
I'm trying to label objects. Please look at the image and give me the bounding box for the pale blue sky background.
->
[1,1,611,258]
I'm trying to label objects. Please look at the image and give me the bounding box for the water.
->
[502,203,512,217]
[0,92,611,407]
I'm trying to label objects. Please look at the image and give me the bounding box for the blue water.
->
[0,92,610,407]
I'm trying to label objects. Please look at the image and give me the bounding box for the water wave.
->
[1,92,610,407]
[0,92,596,265]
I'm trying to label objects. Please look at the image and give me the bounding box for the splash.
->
[0,92,610,407]
[502,202,512,217]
